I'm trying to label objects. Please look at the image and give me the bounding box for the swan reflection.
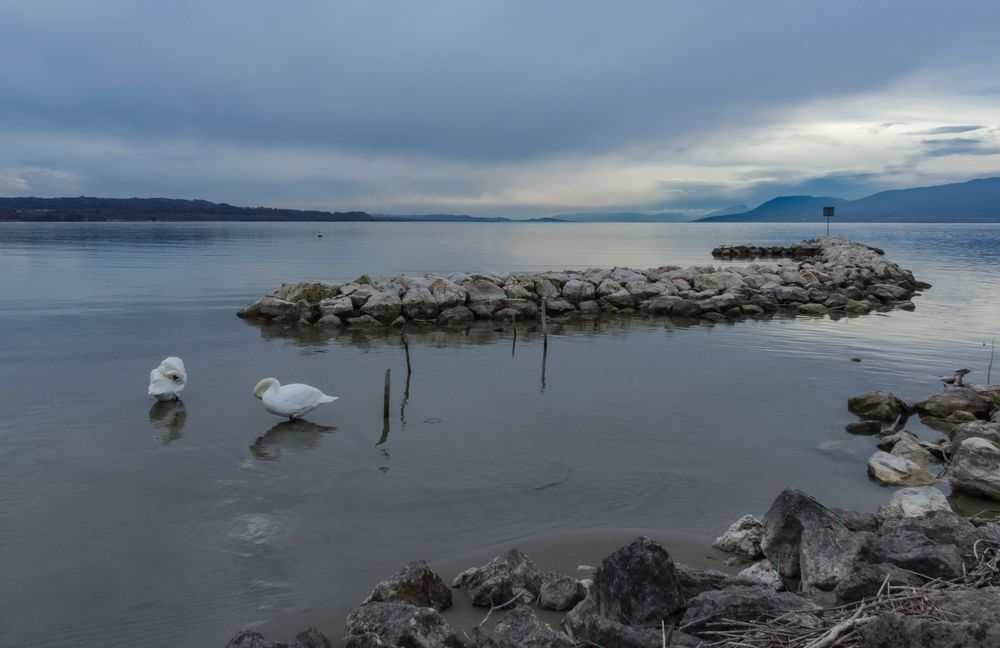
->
[250,419,337,460]
[149,400,187,444]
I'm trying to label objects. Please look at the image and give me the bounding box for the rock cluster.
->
[712,240,884,259]
[846,384,1000,498]
[237,237,927,329]
[225,485,1000,648]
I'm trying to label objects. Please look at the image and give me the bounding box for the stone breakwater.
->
[225,487,1000,648]
[236,236,929,329]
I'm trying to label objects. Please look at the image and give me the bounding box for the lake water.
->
[1,222,998,647]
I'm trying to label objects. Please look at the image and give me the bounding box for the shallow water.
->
[1,222,998,647]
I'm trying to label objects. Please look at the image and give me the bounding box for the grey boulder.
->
[592,536,685,626]
[345,602,462,648]
[949,437,1000,500]
[537,571,587,611]
[364,560,452,611]
[680,586,819,635]
[847,391,908,423]
[452,548,541,607]
[914,387,993,420]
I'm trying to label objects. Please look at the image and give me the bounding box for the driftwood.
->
[675,539,1000,648]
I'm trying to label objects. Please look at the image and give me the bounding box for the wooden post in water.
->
[540,299,548,390]
[511,315,517,357]
[541,297,548,350]
[383,368,391,420]
[400,329,412,376]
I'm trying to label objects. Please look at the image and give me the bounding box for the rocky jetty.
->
[225,487,1000,648]
[236,237,927,329]
[846,383,1000,498]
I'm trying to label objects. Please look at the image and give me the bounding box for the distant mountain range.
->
[0,196,373,222]
[2,177,999,223]
[699,177,1000,222]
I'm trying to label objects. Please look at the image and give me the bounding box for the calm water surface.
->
[1,222,998,646]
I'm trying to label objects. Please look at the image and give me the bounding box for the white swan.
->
[148,356,187,401]
[253,377,338,420]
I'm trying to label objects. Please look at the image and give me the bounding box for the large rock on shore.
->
[452,548,541,607]
[225,630,285,648]
[737,560,784,591]
[914,387,993,420]
[225,628,333,648]
[833,562,925,604]
[950,420,1000,450]
[471,606,573,648]
[364,560,452,611]
[679,586,819,634]
[592,536,685,626]
[345,602,462,648]
[949,437,1000,500]
[866,451,936,486]
[537,571,587,611]
[760,489,861,590]
[672,566,751,600]
[877,487,952,522]
[860,612,1000,647]
[564,597,700,648]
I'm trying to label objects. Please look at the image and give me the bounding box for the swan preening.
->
[148,357,187,401]
[253,377,338,420]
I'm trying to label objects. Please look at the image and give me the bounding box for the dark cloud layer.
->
[1,0,1000,213]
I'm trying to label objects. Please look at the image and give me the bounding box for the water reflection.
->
[249,420,337,460]
[148,400,187,444]
[247,313,705,351]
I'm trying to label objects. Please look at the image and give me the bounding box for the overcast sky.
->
[1,1,999,216]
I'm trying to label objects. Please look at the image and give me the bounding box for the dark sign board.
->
[823,206,835,218]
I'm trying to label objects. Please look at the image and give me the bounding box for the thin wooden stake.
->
[988,338,995,384]
[511,315,517,357]
[400,328,412,375]
[383,368,391,420]
[541,297,548,350]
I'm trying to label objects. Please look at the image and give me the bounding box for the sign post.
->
[823,206,835,237]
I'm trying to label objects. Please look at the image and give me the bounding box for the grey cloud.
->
[913,125,984,135]
[2,0,999,163]
[1,1,1000,212]
[922,137,1000,157]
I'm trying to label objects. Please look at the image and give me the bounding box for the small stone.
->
[867,451,936,486]
[845,420,882,435]
[876,487,952,523]
[737,560,785,591]
[949,437,1000,500]
[848,391,909,423]
[537,571,586,611]
[712,515,764,560]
